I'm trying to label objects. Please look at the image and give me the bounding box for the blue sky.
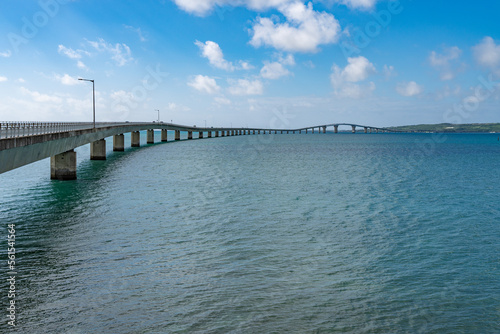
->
[1,0,500,128]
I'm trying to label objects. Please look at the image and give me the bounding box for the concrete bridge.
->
[0,121,402,180]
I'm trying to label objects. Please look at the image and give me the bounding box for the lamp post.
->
[78,78,95,129]
[155,109,160,122]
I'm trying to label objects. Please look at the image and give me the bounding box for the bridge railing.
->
[0,122,114,139]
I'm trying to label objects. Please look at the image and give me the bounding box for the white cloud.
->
[172,0,291,16]
[214,96,232,105]
[335,0,378,10]
[396,81,423,97]
[330,56,376,97]
[383,64,395,79]
[228,79,264,95]
[166,102,191,112]
[195,40,235,71]
[124,25,147,42]
[87,38,133,66]
[239,61,254,70]
[58,44,88,59]
[20,87,63,103]
[0,50,11,58]
[55,74,81,86]
[0,76,7,82]
[473,37,500,72]
[77,60,87,70]
[188,75,221,94]
[16,78,25,83]
[260,61,291,79]
[429,46,462,80]
[250,2,340,53]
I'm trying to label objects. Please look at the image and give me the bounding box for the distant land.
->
[388,123,500,133]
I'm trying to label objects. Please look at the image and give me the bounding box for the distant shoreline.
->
[387,123,500,133]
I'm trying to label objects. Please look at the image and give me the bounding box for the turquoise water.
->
[1,132,499,333]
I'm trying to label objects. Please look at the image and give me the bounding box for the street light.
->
[78,78,95,129]
[155,109,160,123]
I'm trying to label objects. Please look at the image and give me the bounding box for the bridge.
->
[0,121,403,180]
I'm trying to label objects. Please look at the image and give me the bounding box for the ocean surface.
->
[0,132,499,333]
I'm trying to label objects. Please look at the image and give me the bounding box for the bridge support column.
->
[113,134,124,151]
[306,129,308,134]
[352,125,356,133]
[147,129,155,144]
[364,127,368,133]
[51,150,77,180]
[175,130,180,140]
[258,130,261,134]
[161,129,168,142]
[334,125,338,133]
[299,130,301,134]
[131,131,140,147]
[199,131,203,139]
[208,131,212,138]
[232,130,235,136]
[90,139,106,160]
[312,128,315,134]
[322,126,326,134]
[188,131,193,140]
[215,131,219,137]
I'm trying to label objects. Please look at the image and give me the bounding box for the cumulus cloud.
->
[54,74,81,86]
[330,56,376,97]
[188,75,221,94]
[473,37,500,74]
[429,46,462,80]
[87,38,133,66]
[396,81,423,97]
[195,40,235,71]
[260,54,295,79]
[0,76,7,82]
[20,87,63,103]
[250,2,341,53]
[228,79,264,95]
[260,62,291,79]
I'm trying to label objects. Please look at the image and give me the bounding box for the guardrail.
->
[0,122,140,139]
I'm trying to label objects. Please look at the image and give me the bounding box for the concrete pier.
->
[51,150,77,180]
[131,131,140,147]
[175,130,180,140]
[113,134,124,151]
[188,131,193,140]
[215,131,219,137]
[208,131,212,138]
[334,125,338,133]
[364,127,368,133]
[258,130,260,134]
[147,129,155,144]
[306,129,308,134]
[161,129,168,142]
[312,128,315,134]
[322,126,326,134]
[91,139,106,160]
[199,131,203,139]
[352,125,356,133]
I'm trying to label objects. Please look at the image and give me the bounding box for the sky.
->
[1,0,500,128]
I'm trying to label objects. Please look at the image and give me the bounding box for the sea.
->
[0,131,499,333]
